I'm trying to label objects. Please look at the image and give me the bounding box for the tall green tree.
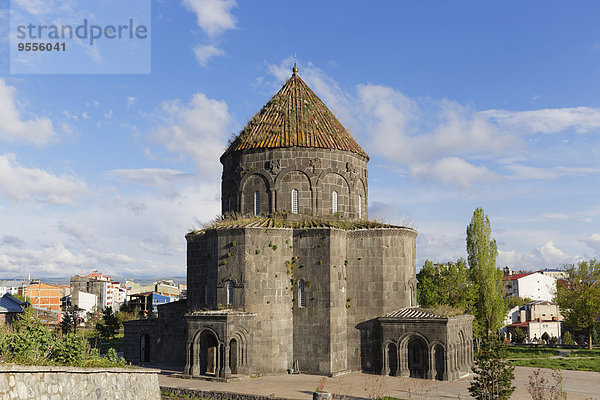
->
[469,337,515,400]
[95,307,120,340]
[417,260,438,307]
[467,207,505,338]
[417,258,476,312]
[556,259,600,350]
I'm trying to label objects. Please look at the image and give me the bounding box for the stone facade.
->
[221,148,368,219]
[123,300,187,365]
[124,66,473,381]
[0,365,160,400]
[378,309,474,381]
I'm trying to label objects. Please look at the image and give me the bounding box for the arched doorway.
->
[229,339,238,375]
[199,331,219,375]
[387,343,398,376]
[407,336,428,379]
[433,344,445,380]
[140,334,150,363]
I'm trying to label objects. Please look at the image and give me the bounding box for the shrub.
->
[563,331,573,345]
[511,327,526,344]
[0,306,127,367]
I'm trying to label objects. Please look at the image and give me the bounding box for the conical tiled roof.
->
[223,66,368,159]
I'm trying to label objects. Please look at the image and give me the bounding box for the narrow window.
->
[332,191,338,214]
[358,195,362,219]
[298,280,306,308]
[226,281,234,305]
[254,191,260,216]
[291,189,299,214]
[204,284,208,306]
[409,286,414,307]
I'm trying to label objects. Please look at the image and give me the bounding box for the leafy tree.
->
[505,296,527,309]
[511,327,526,344]
[417,260,438,307]
[95,307,120,340]
[562,331,573,345]
[467,208,506,338]
[469,337,515,400]
[417,258,476,313]
[556,259,600,350]
[0,306,126,367]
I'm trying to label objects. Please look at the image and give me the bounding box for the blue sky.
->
[0,0,599,278]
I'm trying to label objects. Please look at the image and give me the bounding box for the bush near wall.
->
[0,306,126,367]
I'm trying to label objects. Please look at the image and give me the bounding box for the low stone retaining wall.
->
[161,386,290,400]
[0,365,160,400]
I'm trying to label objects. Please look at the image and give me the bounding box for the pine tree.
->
[469,337,515,400]
[95,307,120,340]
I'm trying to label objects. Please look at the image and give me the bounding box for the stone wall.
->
[345,228,418,371]
[221,148,368,219]
[124,301,187,366]
[0,365,159,400]
[182,225,417,377]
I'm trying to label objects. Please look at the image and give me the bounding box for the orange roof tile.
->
[222,67,368,159]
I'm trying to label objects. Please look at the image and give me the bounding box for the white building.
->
[76,291,97,319]
[504,300,563,343]
[502,271,557,302]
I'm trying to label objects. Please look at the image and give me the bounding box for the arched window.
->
[332,191,338,214]
[226,281,234,305]
[358,195,362,219]
[291,189,298,214]
[409,286,414,307]
[298,280,306,308]
[254,191,260,216]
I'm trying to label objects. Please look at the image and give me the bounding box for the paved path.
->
[156,367,600,399]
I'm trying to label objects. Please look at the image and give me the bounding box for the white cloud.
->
[409,157,497,189]
[127,97,137,107]
[498,241,579,269]
[0,244,89,276]
[151,93,231,179]
[540,213,569,221]
[535,241,570,265]
[0,79,55,146]
[581,233,600,255]
[357,86,521,163]
[506,165,600,180]
[182,0,237,37]
[107,168,192,186]
[483,107,600,134]
[193,44,226,66]
[0,154,86,205]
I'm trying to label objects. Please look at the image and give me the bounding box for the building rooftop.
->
[222,64,368,159]
[502,272,535,281]
[0,293,26,313]
[382,307,447,319]
[189,214,412,234]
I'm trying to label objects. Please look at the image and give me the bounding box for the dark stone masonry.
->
[124,65,473,381]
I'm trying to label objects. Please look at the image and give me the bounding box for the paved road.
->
[156,367,600,399]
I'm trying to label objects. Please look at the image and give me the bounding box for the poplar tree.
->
[466,207,505,338]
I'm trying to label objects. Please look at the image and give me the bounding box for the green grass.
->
[99,332,124,354]
[569,348,600,357]
[510,357,600,372]
[506,346,560,359]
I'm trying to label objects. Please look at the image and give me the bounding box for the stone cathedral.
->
[124,64,473,381]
